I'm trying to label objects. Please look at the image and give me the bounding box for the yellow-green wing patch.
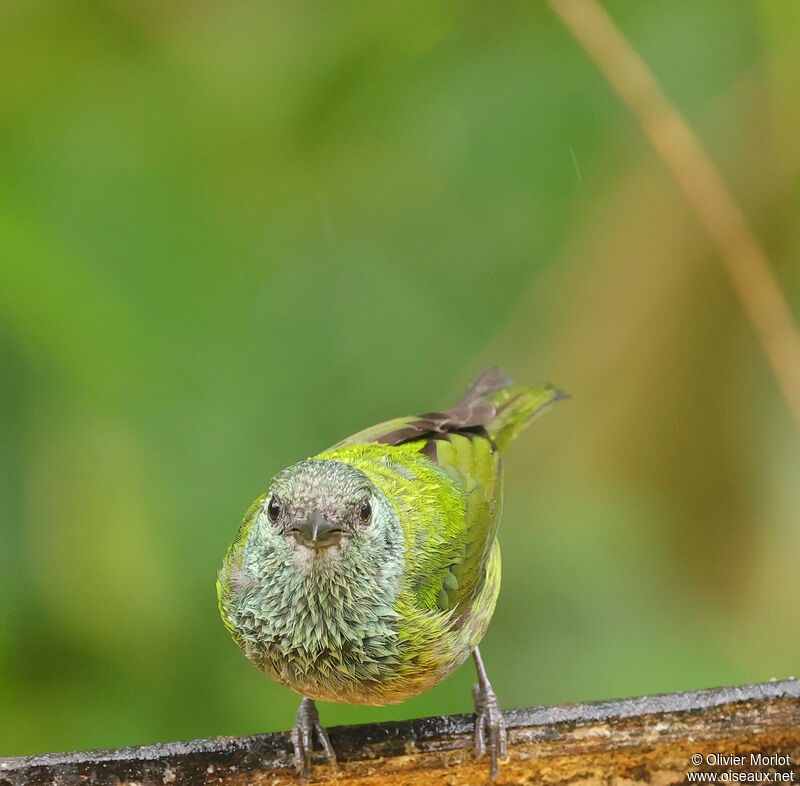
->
[422,433,502,621]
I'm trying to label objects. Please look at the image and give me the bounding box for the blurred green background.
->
[2,0,799,757]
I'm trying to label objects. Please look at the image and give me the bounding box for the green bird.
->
[217,368,565,781]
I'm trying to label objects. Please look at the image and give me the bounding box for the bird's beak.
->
[289,509,343,549]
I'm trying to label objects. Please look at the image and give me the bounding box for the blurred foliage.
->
[1,0,799,757]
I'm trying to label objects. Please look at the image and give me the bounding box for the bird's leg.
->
[290,697,337,783]
[471,647,508,780]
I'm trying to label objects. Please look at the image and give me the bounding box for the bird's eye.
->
[359,500,372,524]
[267,496,281,523]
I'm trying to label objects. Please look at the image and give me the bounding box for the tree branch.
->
[2,678,799,785]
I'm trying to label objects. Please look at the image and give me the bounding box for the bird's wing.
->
[331,367,509,449]
[331,367,564,453]
[416,431,502,622]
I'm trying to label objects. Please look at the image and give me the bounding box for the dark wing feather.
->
[332,367,510,449]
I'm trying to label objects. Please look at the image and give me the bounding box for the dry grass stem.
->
[549,0,800,434]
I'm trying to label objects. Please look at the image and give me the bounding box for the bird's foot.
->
[290,697,337,783]
[472,678,508,780]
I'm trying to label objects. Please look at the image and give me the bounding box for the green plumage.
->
[217,368,564,706]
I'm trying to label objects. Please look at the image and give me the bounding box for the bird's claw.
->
[290,697,337,783]
[472,682,508,780]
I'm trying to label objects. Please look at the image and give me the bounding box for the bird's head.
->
[239,459,400,577]
[268,459,374,548]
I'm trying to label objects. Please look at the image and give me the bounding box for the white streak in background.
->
[569,143,583,184]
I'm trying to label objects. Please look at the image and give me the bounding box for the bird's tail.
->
[456,367,567,452]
